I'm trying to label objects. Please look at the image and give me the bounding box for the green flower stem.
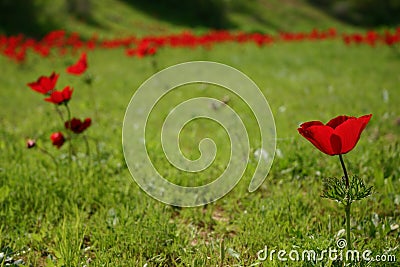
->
[83,135,91,169]
[151,57,158,73]
[85,72,98,121]
[83,135,90,157]
[65,103,73,166]
[339,154,352,250]
[65,103,72,126]
[339,154,349,188]
[84,135,100,158]
[345,199,352,250]
[55,105,65,124]
[37,146,59,177]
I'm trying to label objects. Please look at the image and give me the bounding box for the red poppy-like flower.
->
[298,114,372,156]
[26,139,36,149]
[65,117,91,134]
[27,72,59,94]
[44,86,73,105]
[50,132,65,148]
[66,52,87,75]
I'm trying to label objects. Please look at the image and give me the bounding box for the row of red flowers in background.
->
[1,27,399,63]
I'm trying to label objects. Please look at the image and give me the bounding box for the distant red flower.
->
[65,117,91,134]
[365,31,378,46]
[66,52,87,75]
[26,139,36,149]
[126,41,157,58]
[298,114,372,156]
[384,31,399,46]
[27,72,59,94]
[44,86,73,105]
[50,132,65,148]
[42,30,66,45]
[15,48,26,62]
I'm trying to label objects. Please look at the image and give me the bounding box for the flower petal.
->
[298,125,335,155]
[326,115,354,129]
[333,114,372,154]
[299,120,324,129]
[66,53,87,75]
[330,133,342,155]
[27,72,59,94]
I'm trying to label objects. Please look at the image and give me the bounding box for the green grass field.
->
[1,1,400,266]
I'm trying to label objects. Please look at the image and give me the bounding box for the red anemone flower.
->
[65,117,91,134]
[44,86,73,105]
[298,114,372,156]
[66,52,88,75]
[50,132,65,148]
[27,72,59,94]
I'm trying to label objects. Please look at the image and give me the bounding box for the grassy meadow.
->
[1,0,399,266]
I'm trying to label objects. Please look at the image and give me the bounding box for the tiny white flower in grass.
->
[227,248,240,260]
[372,213,379,227]
[382,89,389,103]
[394,194,400,205]
[13,259,24,265]
[254,148,269,162]
[278,105,286,113]
[390,224,399,231]
[108,208,116,217]
[276,148,283,158]
[382,112,389,119]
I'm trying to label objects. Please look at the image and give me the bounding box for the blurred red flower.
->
[298,114,372,156]
[126,41,157,58]
[66,52,87,75]
[44,86,73,105]
[65,117,91,134]
[50,132,65,148]
[27,72,59,94]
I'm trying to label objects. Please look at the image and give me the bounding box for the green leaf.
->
[321,176,373,204]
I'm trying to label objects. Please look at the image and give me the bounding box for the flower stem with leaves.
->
[321,155,373,250]
[339,154,351,249]
[298,114,373,252]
